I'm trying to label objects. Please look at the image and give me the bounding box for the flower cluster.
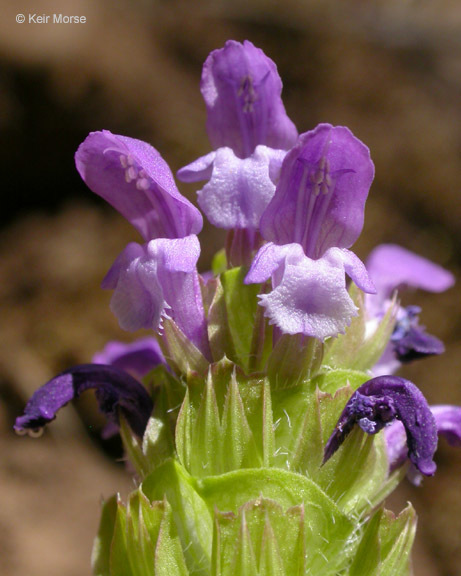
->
[15,40,458,575]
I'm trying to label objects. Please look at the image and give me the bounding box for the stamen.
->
[136,178,149,191]
[119,154,128,168]
[125,166,138,183]
[311,170,324,185]
[238,75,257,113]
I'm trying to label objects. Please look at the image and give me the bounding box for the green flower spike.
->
[91,268,418,576]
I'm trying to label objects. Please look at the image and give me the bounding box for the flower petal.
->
[366,247,453,372]
[92,338,166,378]
[393,322,445,363]
[104,243,166,332]
[75,130,203,240]
[383,420,408,473]
[104,236,209,357]
[201,40,297,158]
[248,243,358,340]
[244,241,304,285]
[431,405,461,447]
[385,405,461,483]
[176,151,216,183]
[189,146,285,230]
[366,244,454,303]
[14,365,153,438]
[324,376,438,476]
[323,247,376,294]
[260,124,374,259]
[150,236,209,356]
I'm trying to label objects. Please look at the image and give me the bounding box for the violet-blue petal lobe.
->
[92,338,166,377]
[101,242,146,290]
[260,124,374,259]
[244,242,304,285]
[366,244,455,302]
[324,376,438,476]
[14,364,153,438]
[176,151,216,183]
[105,242,167,332]
[201,40,297,158]
[75,130,203,240]
[323,247,376,294]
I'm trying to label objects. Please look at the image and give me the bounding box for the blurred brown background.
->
[0,1,460,575]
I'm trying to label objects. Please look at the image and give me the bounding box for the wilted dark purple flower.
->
[102,235,210,357]
[323,376,438,476]
[366,244,454,374]
[201,40,297,158]
[385,405,461,484]
[92,337,166,378]
[391,305,445,362]
[75,130,203,240]
[14,365,153,438]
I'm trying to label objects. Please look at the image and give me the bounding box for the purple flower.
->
[201,40,297,158]
[14,365,153,438]
[75,130,203,240]
[385,405,461,484]
[366,244,454,315]
[177,145,286,231]
[323,376,438,476]
[245,125,375,340]
[102,235,209,357]
[75,131,209,355]
[366,245,454,374]
[178,40,297,258]
[92,337,166,378]
[260,124,374,259]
